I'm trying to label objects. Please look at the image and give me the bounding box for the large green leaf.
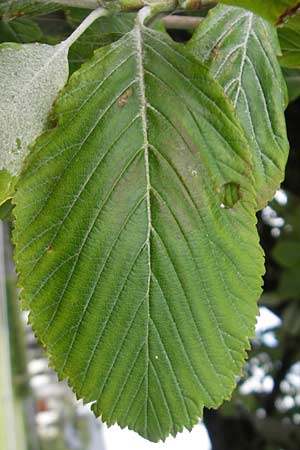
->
[14,23,264,441]
[278,13,300,68]
[188,5,289,209]
[218,0,300,25]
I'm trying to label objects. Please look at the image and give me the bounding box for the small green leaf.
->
[188,5,289,209]
[14,24,264,442]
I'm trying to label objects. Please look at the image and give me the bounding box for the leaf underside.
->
[14,26,264,441]
[0,42,69,189]
[188,5,289,210]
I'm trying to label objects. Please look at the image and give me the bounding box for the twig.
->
[163,15,202,30]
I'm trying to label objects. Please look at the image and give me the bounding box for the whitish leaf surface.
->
[0,42,69,174]
[188,5,289,209]
[218,0,300,24]
[14,25,264,442]
[0,7,107,204]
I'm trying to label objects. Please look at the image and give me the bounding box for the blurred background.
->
[1,7,300,450]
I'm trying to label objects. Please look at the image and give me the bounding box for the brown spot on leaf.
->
[276,3,300,26]
[213,43,221,61]
[118,87,133,107]
[46,245,53,252]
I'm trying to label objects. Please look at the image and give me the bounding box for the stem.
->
[62,7,109,49]
[137,5,152,25]
[163,15,202,30]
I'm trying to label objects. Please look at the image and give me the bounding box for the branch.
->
[162,15,202,30]
[37,0,214,12]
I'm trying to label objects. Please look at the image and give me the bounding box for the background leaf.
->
[0,17,43,42]
[217,0,300,25]
[278,13,300,68]
[66,8,134,72]
[0,0,59,18]
[14,25,263,442]
[283,68,300,101]
[188,5,289,209]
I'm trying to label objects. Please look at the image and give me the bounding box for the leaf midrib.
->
[135,20,151,434]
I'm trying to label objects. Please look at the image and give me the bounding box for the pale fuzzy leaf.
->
[188,5,289,209]
[0,42,69,176]
[14,25,264,442]
[0,6,107,196]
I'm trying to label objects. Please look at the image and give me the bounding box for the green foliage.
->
[0,17,43,42]
[0,169,16,206]
[13,24,264,441]
[66,8,135,72]
[0,199,14,221]
[218,0,300,24]
[188,5,289,209]
[283,68,300,101]
[278,13,300,68]
[0,0,59,18]
[0,0,293,443]
[272,192,300,301]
